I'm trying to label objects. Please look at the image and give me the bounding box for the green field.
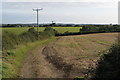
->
[1,27,82,35]
[52,27,82,33]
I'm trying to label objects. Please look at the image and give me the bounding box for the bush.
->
[41,27,58,38]
[89,34,120,80]
[80,25,120,34]
[2,27,57,51]
[2,31,19,50]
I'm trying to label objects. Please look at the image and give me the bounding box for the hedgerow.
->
[2,27,57,51]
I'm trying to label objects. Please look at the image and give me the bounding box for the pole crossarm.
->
[33,8,43,11]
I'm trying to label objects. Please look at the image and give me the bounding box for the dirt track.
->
[19,33,118,78]
[19,45,64,78]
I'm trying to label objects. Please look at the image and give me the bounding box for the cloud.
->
[2,0,119,9]
[2,1,118,24]
[3,0,119,2]
[2,2,118,9]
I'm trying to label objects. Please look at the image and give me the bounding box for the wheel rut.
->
[42,45,73,77]
[19,38,73,78]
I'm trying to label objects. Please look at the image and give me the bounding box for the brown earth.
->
[19,33,118,78]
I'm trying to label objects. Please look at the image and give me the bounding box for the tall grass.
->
[2,27,57,78]
[2,38,56,78]
[2,27,56,50]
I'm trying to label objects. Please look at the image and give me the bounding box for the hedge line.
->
[56,25,120,36]
[2,27,57,50]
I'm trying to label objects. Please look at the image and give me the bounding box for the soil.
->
[19,33,118,78]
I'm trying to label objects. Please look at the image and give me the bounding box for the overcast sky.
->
[2,0,120,24]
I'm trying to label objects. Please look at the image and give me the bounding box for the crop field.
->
[18,33,118,78]
[1,27,82,35]
[52,27,82,33]
[2,26,119,78]
[45,33,118,77]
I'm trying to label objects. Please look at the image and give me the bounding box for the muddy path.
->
[19,33,118,78]
[19,45,65,78]
[42,45,73,77]
[19,37,76,78]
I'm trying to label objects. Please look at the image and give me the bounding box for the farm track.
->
[19,33,118,78]
[19,38,67,78]
[19,38,75,78]
[19,37,85,78]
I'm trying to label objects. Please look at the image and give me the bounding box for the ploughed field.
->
[19,33,118,78]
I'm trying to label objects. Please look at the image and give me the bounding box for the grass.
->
[1,27,82,35]
[1,27,45,35]
[2,37,56,78]
[52,27,82,33]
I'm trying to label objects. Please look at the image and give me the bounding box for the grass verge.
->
[2,37,56,78]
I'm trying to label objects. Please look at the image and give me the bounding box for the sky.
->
[1,0,120,24]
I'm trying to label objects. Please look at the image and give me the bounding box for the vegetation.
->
[1,27,82,35]
[56,25,120,36]
[2,38,56,78]
[2,27,56,50]
[52,27,82,33]
[2,27,45,35]
[2,27,57,78]
[3,25,120,37]
[87,33,120,80]
[81,25,120,33]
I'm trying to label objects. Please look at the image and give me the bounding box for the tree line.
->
[2,23,119,27]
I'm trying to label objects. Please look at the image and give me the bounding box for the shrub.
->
[89,34,120,80]
[2,27,57,51]
[80,25,120,34]
[2,31,19,50]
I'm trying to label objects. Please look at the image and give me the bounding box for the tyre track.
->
[19,45,64,78]
[19,37,73,78]
[42,45,73,77]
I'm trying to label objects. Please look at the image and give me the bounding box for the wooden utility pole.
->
[33,8,43,39]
